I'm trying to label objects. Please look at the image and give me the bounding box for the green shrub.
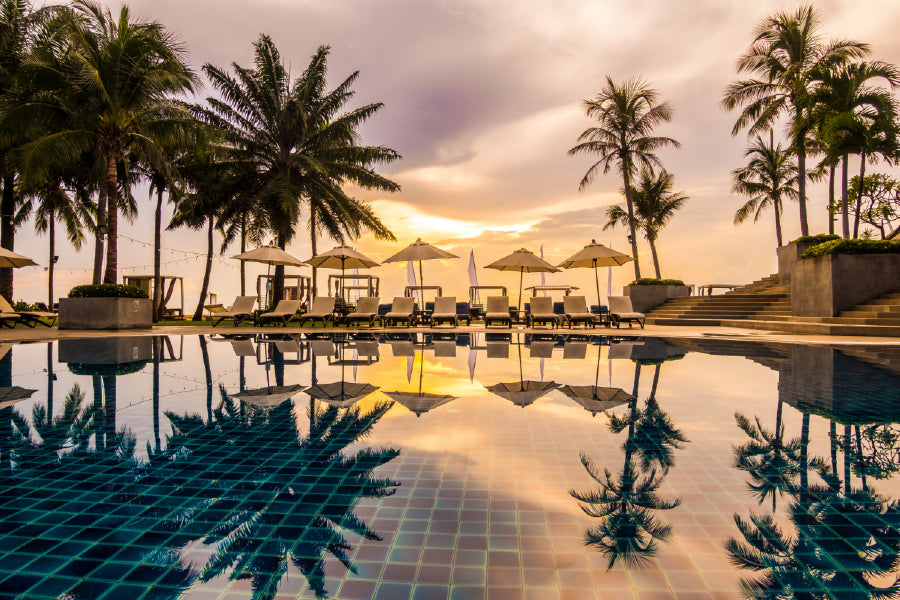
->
[68,360,148,376]
[13,301,38,312]
[801,238,900,258]
[792,233,840,245]
[68,284,148,299]
[628,278,686,286]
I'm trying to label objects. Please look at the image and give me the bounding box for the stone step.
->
[840,307,900,317]
[865,298,900,306]
[649,316,900,337]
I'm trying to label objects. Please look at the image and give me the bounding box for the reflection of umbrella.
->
[304,381,379,409]
[557,240,632,308]
[485,248,560,313]
[383,238,458,300]
[559,385,633,415]
[305,245,380,298]
[0,248,38,268]
[0,386,37,410]
[486,380,559,408]
[384,335,457,416]
[233,384,304,409]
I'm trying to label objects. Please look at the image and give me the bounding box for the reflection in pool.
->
[1,333,899,599]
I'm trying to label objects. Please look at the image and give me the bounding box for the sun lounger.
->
[384,297,415,327]
[563,296,597,329]
[529,339,554,358]
[431,296,458,327]
[563,340,588,359]
[345,296,380,327]
[308,338,336,357]
[258,299,303,327]
[294,297,336,327]
[527,296,561,329]
[210,295,256,327]
[608,296,645,329]
[0,295,57,327]
[484,296,512,328]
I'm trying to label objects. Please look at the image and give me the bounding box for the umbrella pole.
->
[419,260,424,304]
[594,260,601,310]
[418,335,424,396]
[518,339,524,391]
[518,270,524,316]
[593,341,601,400]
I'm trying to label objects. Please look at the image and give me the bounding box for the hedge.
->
[68,284,149,299]
[628,278,686,286]
[801,238,900,258]
[792,233,840,245]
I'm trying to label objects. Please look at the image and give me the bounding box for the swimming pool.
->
[1,333,899,599]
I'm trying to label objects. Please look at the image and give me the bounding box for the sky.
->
[14,0,900,310]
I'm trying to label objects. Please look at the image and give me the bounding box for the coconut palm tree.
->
[569,76,680,279]
[722,4,869,237]
[604,168,687,278]
[733,412,803,511]
[810,60,899,238]
[197,36,399,301]
[731,132,799,248]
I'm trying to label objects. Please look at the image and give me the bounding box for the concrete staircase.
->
[645,274,792,326]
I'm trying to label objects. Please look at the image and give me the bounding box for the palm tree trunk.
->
[799,413,810,502]
[648,236,661,278]
[827,164,835,235]
[273,231,286,304]
[239,213,246,296]
[102,374,116,448]
[1,174,16,300]
[153,340,160,454]
[649,364,661,400]
[622,176,641,279]
[830,420,837,478]
[46,342,53,419]
[774,197,783,247]
[632,362,642,398]
[841,154,849,239]
[199,334,212,423]
[103,147,119,284]
[853,153,866,238]
[797,139,809,237]
[153,186,163,322]
[92,184,107,284]
[843,425,851,495]
[310,210,318,298]
[192,218,214,321]
[855,425,867,491]
[48,216,55,308]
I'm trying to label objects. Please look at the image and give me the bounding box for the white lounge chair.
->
[0,295,57,327]
[563,296,597,329]
[527,296,561,329]
[258,299,303,327]
[484,296,511,328]
[431,296,458,327]
[345,296,380,328]
[295,297,336,327]
[384,297,415,327]
[210,295,256,327]
[608,296,645,329]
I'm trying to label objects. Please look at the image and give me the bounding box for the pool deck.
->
[1,322,898,346]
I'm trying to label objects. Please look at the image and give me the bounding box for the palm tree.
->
[197,36,399,301]
[604,168,687,278]
[569,76,680,280]
[722,4,869,237]
[733,412,803,511]
[17,0,197,284]
[810,60,899,238]
[731,132,799,248]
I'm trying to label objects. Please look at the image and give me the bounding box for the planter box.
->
[58,337,153,364]
[623,285,691,314]
[792,253,900,317]
[58,297,152,330]
[777,240,821,285]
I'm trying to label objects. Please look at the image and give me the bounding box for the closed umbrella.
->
[305,245,380,299]
[383,238,458,300]
[485,248,560,314]
[557,240,632,309]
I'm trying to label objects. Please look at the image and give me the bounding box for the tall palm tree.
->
[17,0,197,284]
[197,36,399,301]
[722,4,869,237]
[569,76,680,279]
[731,132,799,248]
[604,168,687,278]
[810,60,899,238]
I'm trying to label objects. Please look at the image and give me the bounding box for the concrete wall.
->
[777,240,821,285]
[623,285,691,314]
[59,297,152,330]
[792,253,900,317]
[58,336,153,364]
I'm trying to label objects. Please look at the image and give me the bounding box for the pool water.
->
[1,333,899,599]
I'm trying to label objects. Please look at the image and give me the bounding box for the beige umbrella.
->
[485,248,560,314]
[305,245,380,297]
[233,384,304,409]
[383,238,458,299]
[232,245,306,266]
[557,239,633,308]
[0,247,38,269]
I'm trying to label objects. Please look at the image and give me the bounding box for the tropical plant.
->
[197,36,398,301]
[836,172,900,239]
[722,4,869,237]
[731,131,799,248]
[568,76,680,279]
[604,167,687,278]
[810,60,900,238]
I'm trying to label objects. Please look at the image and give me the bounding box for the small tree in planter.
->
[59,284,152,330]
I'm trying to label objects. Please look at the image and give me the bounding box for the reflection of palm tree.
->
[733,413,803,510]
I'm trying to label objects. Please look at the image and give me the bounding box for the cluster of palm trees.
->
[725,4,900,246]
[569,76,686,280]
[0,0,399,319]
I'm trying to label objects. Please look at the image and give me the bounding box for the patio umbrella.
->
[233,383,304,409]
[384,335,457,416]
[383,238,458,300]
[557,240,633,308]
[0,247,38,269]
[485,248,560,314]
[232,245,307,305]
[0,386,36,410]
[304,245,380,298]
[485,336,558,408]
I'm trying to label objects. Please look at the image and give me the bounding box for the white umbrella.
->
[485,248,560,314]
[557,240,633,308]
[383,238,458,299]
[0,247,38,269]
[304,245,380,298]
[232,245,306,266]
